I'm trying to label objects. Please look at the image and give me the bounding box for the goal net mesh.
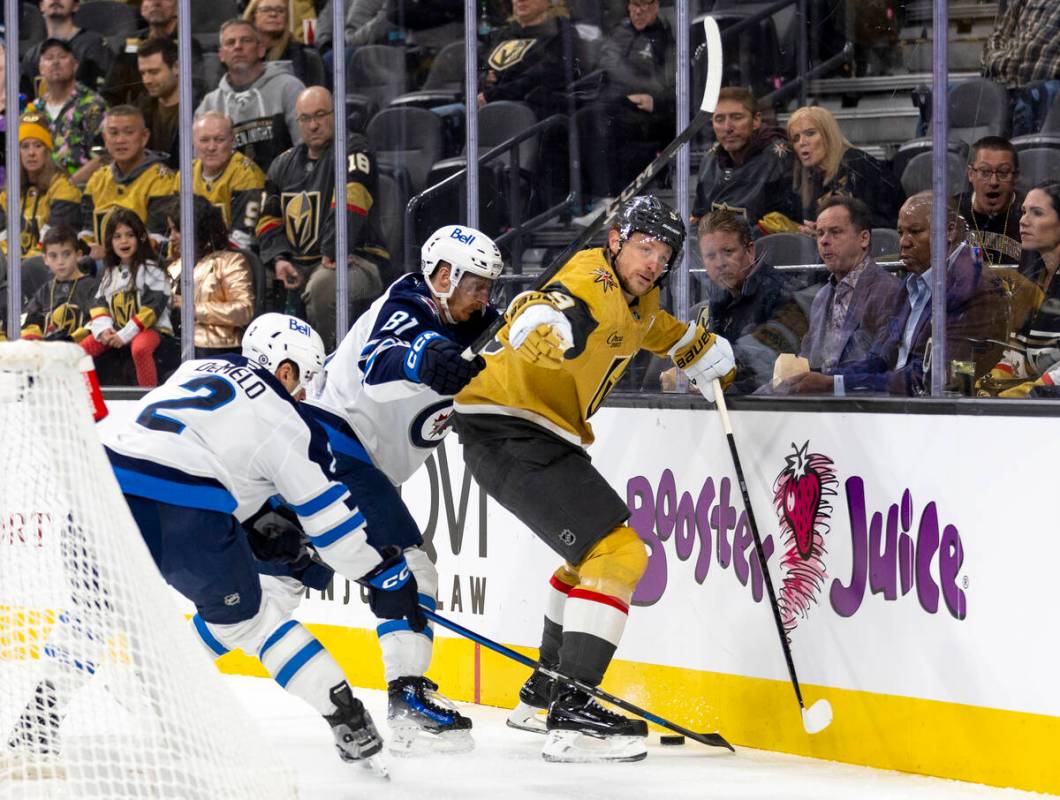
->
[0,341,298,799]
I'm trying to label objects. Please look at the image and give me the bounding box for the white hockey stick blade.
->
[802,699,833,734]
[701,16,723,113]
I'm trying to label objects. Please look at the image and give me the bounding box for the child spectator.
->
[160,196,255,358]
[81,209,173,387]
[21,224,98,341]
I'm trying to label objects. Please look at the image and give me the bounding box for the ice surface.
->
[226,675,1043,800]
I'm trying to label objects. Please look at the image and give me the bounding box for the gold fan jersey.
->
[80,153,179,244]
[0,174,82,257]
[455,247,688,446]
[189,155,267,251]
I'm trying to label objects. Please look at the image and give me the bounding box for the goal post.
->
[0,341,298,799]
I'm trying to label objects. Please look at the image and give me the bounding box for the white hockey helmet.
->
[242,313,326,395]
[421,225,503,321]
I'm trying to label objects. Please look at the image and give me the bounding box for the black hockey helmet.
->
[611,195,686,283]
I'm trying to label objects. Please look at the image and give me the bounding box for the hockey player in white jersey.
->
[304,224,503,754]
[8,314,420,771]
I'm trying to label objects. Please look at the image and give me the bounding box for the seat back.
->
[755,233,819,267]
[349,45,409,111]
[191,0,240,34]
[870,229,901,260]
[366,107,445,194]
[1016,148,1060,194]
[949,78,1011,144]
[477,101,539,173]
[422,40,465,92]
[900,151,967,196]
[375,173,406,282]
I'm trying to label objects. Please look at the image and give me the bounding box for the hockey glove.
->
[404,331,485,395]
[358,546,427,632]
[506,303,573,369]
[668,319,736,403]
[243,508,307,565]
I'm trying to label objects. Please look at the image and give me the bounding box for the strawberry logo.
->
[781,444,824,559]
[772,442,838,634]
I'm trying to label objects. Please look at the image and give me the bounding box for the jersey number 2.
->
[136,376,236,434]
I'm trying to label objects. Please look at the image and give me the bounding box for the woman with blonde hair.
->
[787,105,902,233]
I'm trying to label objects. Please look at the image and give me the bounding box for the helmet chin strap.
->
[429,270,459,324]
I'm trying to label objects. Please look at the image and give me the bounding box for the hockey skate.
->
[387,676,473,756]
[324,683,389,779]
[506,667,557,734]
[2,680,66,780]
[541,686,648,763]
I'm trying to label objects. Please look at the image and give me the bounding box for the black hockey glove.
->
[358,546,427,632]
[243,507,307,565]
[403,331,486,395]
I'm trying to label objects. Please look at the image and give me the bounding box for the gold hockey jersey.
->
[189,155,266,250]
[80,154,178,243]
[455,247,688,446]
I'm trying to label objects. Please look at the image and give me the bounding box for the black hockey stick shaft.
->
[464,17,724,359]
[711,382,807,710]
[420,607,734,752]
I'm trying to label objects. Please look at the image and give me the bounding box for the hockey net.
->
[0,341,298,799]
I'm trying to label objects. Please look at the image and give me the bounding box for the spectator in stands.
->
[982,1,1060,89]
[196,18,306,173]
[20,224,97,341]
[21,0,113,97]
[80,105,179,259]
[81,208,174,387]
[781,192,1010,396]
[256,87,386,349]
[159,195,255,358]
[691,87,800,235]
[101,0,204,106]
[0,40,8,188]
[575,0,674,212]
[958,136,1023,267]
[983,182,1060,397]
[694,208,806,393]
[798,196,901,375]
[0,112,83,261]
[135,38,187,170]
[245,0,326,87]
[787,105,902,233]
[25,38,108,184]
[190,112,267,252]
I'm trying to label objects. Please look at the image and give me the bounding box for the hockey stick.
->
[711,380,833,735]
[420,607,734,752]
[464,16,724,358]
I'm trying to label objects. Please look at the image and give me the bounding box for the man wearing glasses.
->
[197,18,306,173]
[256,87,387,348]
[958,136,1023,267]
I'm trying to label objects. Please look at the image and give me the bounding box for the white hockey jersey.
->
[307,273,499,484]
[105,354,381,580]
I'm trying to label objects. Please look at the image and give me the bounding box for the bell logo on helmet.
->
[449,227,476,245]
[288,318,311,336]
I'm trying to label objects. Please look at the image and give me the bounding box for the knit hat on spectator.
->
[19,112,54,150]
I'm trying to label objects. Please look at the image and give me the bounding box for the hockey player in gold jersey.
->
[453,196,736,763]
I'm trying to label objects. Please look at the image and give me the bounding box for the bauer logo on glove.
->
[668,320,737,402]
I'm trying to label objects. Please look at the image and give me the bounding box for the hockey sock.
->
[557,527,647,686]
[257,620,346,716]
[541,565,578,667]
[378,594,436,683]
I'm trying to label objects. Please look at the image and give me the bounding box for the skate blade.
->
[362,752,391,780]
[388,721,475,757]
[541,729,647,763]
[505,702,548,735]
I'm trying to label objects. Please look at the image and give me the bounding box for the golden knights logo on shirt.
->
[49,303,83,337]
[489,39,537,71]
[282,191,322,252]
[110,289,139,328]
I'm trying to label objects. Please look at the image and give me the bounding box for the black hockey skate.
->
[387,676,473,755]
[542,686,647,763]
[506,667,558,734]
[324,682,389,778]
